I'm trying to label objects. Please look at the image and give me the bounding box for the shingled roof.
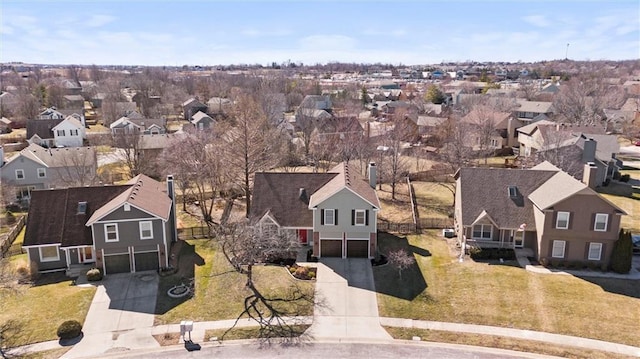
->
[250,162,380,227]
[23,185,127,247]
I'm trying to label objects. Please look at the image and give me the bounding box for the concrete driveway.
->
[63,272,160,359]
[306,258,392,341]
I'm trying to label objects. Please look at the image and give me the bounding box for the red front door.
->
[298,229,308,244]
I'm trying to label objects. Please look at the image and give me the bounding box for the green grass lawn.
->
[154,240,314,325]
[0,260,96,346]
[374,231,640,347]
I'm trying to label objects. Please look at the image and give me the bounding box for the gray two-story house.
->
[0,143,97,203]
[22,174,178,276]
[250,162,380,258]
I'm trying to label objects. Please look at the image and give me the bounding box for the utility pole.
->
[565,43,570,60]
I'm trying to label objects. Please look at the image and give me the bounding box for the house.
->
[516,120,607,157]
[27,115,85,148]
[207,97,232,114]
[0,117,13,133]
[415,115,446,136]
[110,116,167,135]
[182,98,208,121]
[22,174,178,276]
[190,111,216,131]
[455,162,626,267]
[514,100,554,122]
[461,108,521,149]
[0,144,97,203]
[250,162,380,258]
[52,116,86,147]
[38,107,86,127]
[63,94,85,109]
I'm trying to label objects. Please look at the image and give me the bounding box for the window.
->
[472,224,492,240]
[77,201,87,214]
[56,129,65,136]
[323,209,336,226]
[508,186,517,198]
[555,211,570,229]
[123,203,130,211]
[594,213,608,232]
[490,139,499,148]
[39,246,60,262]
[139,221,153,239]
[104,224,119,242]
[588,243,602,261]
[15,169,24,180]
[354,210,366,226]
[37,168,46,178]
[552,240,566,258]
[70,129,79,136]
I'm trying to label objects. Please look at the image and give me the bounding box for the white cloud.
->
[241,28,291,37]
[522,15,550,28]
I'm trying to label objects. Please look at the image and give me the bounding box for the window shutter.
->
[321,209,325,225]
[335,209,338,225]
[351,210,355,225]
[366,210,369,226]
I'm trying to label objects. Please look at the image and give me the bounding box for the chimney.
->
[582,162,598,189]
[166,175,178,244]
[368,162,377,189]
[582,138,597,163]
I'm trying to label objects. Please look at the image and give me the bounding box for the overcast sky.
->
[2,0,639,66]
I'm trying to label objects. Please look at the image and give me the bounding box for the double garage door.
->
[319,239,368,258]
[103,251,160,275]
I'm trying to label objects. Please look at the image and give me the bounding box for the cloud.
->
[86,14,116,28]
[522,15,550,28]
[362,28,407,37]
[241,28,291,37]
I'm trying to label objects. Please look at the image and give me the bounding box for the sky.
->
[1,0,639,66]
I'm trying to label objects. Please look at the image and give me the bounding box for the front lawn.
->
[154,240,314,325]
[0,260,96,346]
[374,231,640,347]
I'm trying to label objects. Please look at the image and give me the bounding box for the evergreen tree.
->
[610,229,633,274]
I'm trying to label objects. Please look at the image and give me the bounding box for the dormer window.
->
[77,201,87,214]
[508,186,517,198]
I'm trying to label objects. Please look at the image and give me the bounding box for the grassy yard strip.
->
[154,240,314,325]
[384,327,633,359]
[374,231,640,347]
[0,261,96,346]
[410,181,454,219]
[204,325,311,342]
[376,183,413,223]
[17,348,72,359]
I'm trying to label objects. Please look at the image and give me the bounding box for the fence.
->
[1,215,26,258]
[177,226,211,240]
[417,217,454,229]
[408,169,455,182]
[377,222,417,234]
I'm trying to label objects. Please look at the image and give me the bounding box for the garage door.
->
[347,240,369,258]
[320,239,342,257]
[134,252,159,272]
[104,254,131,274]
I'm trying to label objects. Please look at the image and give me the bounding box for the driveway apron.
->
[307,258,392,341]
[63,272,160,359]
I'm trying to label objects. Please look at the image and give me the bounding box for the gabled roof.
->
[86,174,172,225]
[308,162,380,210]
[23,185,127,247]
[27,118,63,139]
[250,172,336,227]
[6,143,96,168]
[191,111,214,124]
[515,99,554,114]
[314,116,363,135]
[528,169,591,210]
[457,166,556,229]
[52,116,83,131]
[182,98,207,108]
[516,119,556,135]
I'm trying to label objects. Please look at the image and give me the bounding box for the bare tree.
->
[111,132,157,178]
[52,149,99,187]
[223,92,288,217]
[66,65,83,84]
[553,75,626,125]
[387,249,415,280]
[0,319,23,359]
[160,132,227,226]
[384,112,414,200]
[217,223,312,344]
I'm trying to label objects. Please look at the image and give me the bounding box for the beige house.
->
[455,161,626,266]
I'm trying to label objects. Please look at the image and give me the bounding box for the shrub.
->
[620,174,631,182]
[86,268,103,281]
[307,271,316,279]
[587,261,600,270]
[57,320,82,340]
[5,211,16,225]
[549,259,561,268]
[539,257,549,267]
[288,266,297,274]
[294,266,309,277]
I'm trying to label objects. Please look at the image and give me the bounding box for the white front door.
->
[514,230,524,248]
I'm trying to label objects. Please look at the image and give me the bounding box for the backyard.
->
[374,231,640,348]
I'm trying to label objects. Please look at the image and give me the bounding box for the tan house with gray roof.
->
[455,162,626,267]
[250,162,380,258]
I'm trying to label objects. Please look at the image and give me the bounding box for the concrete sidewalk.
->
[305,258,392,341]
